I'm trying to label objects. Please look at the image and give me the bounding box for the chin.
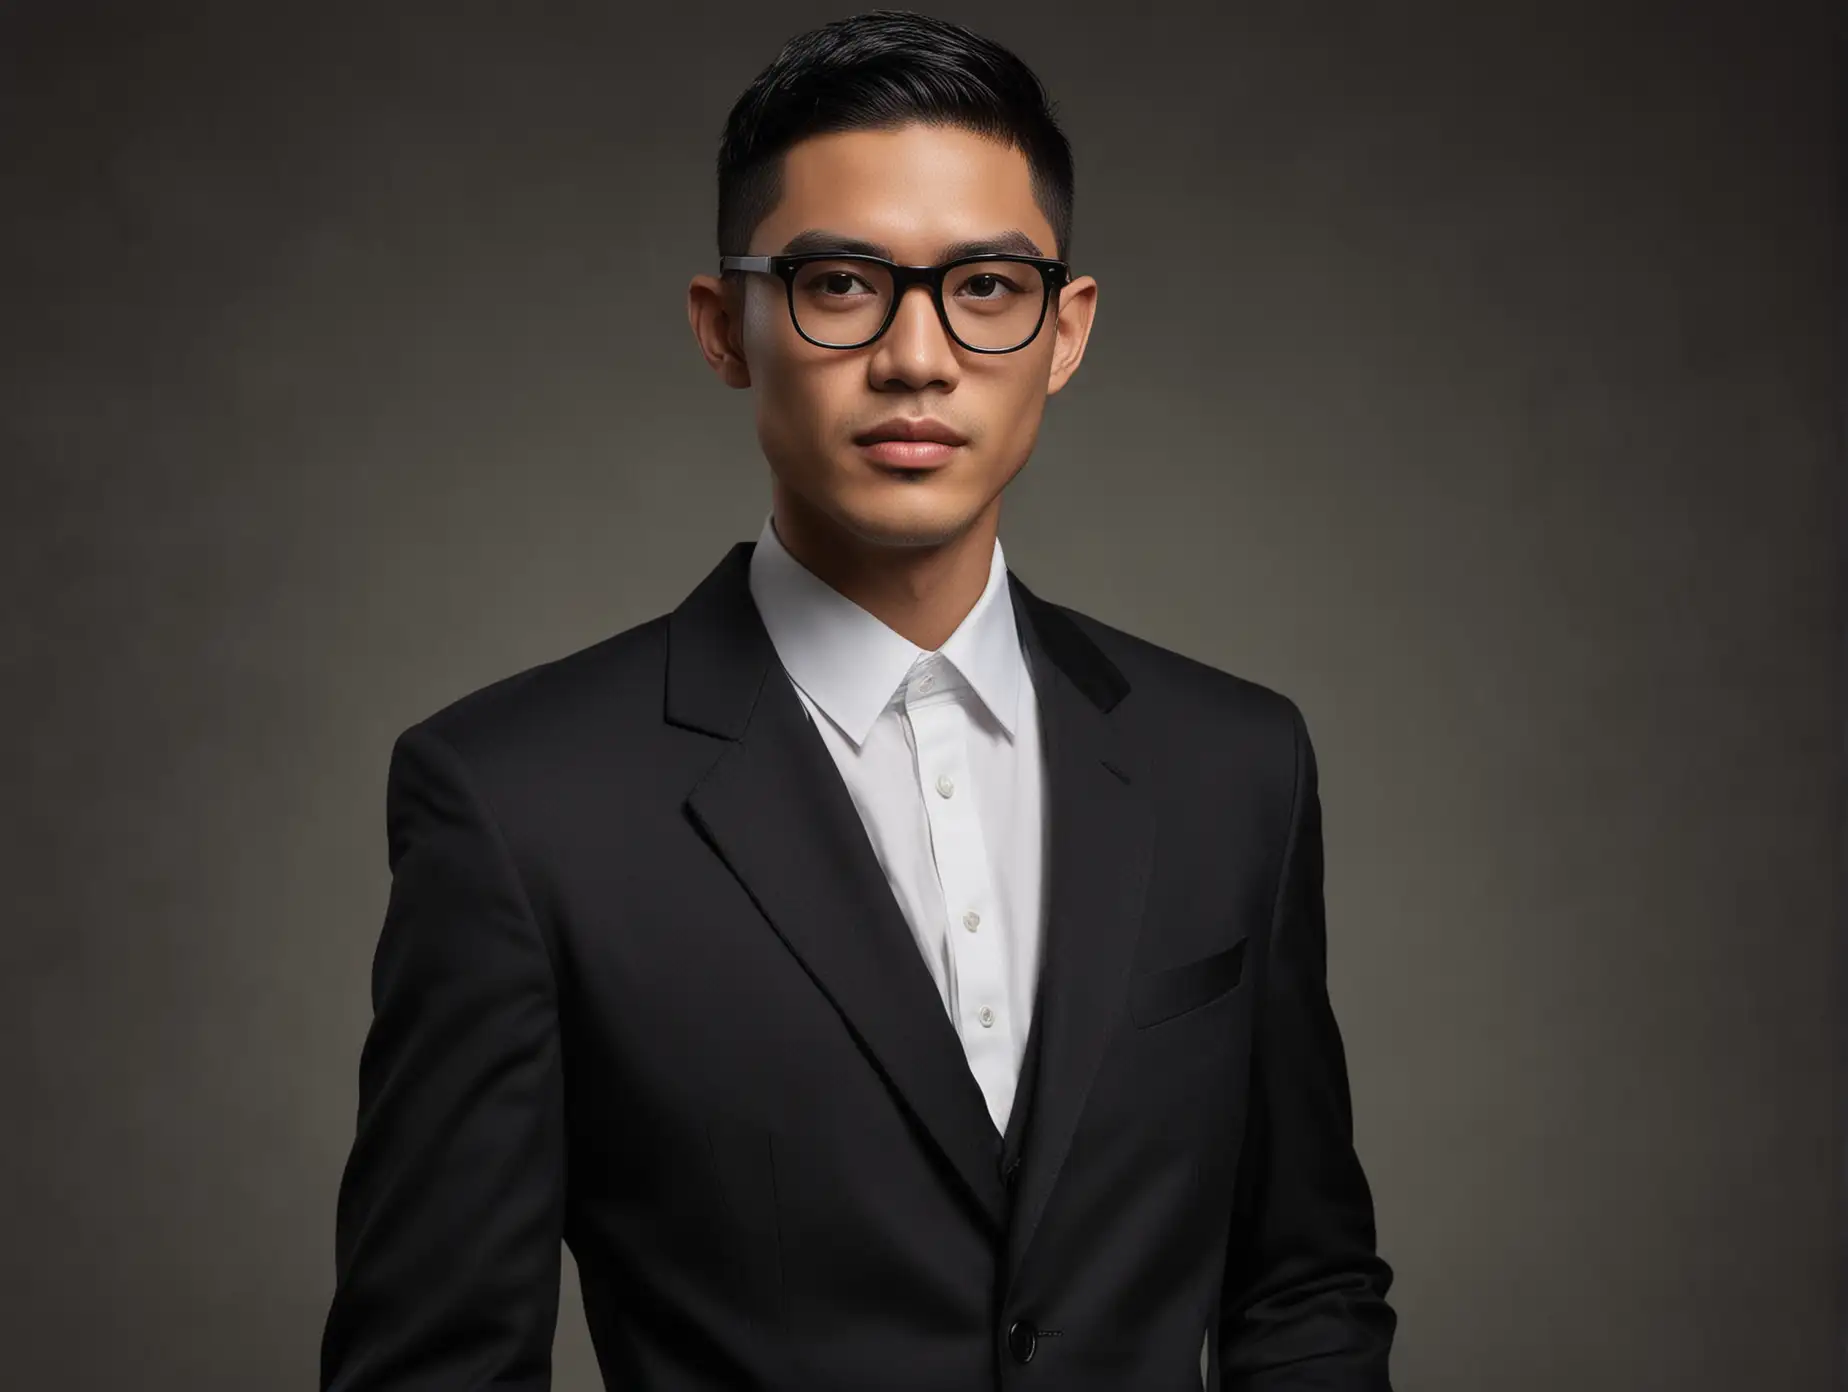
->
[832,488,984,549]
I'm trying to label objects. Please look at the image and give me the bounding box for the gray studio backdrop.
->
[4,3,1841,1389]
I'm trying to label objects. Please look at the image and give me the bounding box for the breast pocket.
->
[1129,937,1248,1028]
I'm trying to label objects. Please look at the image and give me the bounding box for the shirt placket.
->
[903,656,1015,1130]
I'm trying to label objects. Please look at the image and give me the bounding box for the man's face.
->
[691,122,1097,552]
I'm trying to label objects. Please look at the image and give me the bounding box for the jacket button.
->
[1006,1318,1038,1363]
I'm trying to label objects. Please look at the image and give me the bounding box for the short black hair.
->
[715,10,1075,267]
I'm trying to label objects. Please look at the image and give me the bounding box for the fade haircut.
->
[715,10,1075,269]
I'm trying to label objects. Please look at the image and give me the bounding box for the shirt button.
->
[916,673,935,692]
[962,909,981,932]
[935,773,955,798]
[977,1005,995,1028]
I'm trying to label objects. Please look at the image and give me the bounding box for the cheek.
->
[753,361,853,466]
[983,368,1050,457]
[758,356,835,412]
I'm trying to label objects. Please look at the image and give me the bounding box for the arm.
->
[320,723,566,1391]
[1217,700,1397,1390]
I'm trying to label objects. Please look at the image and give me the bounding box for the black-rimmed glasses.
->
[718,252,1071,353]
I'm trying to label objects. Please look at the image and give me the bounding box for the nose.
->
[868,283,958,388]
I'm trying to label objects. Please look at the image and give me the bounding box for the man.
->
[319,11,1396,1390]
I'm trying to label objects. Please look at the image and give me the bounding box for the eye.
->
[793,261,883,301]
[949,265,1033,305]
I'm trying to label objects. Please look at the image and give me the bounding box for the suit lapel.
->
[665,541,1155,1272]
[1001,569,1156,1288]
[672,542,1009,1234]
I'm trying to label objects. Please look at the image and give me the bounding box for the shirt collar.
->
[747,510,1025,750]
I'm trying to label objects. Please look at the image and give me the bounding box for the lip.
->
[853,416,967,471]
[859,439,960,469]
[853,417,968,447]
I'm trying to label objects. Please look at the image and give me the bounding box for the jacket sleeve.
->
[320,722,566,1392]
[1217,699,1397,1390]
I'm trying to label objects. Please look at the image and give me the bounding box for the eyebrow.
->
[775,228,1049,261]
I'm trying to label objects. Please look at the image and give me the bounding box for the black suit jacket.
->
[319,541,1396,1391]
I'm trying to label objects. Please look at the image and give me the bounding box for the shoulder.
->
[1035,594,1310,799]
[1043,595,1304,734]
[389,611,677,796]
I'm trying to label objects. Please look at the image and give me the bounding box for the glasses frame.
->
[718,251,1072,354]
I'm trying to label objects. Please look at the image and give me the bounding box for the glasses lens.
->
[942,261,1048,351]
[789,259,896,347]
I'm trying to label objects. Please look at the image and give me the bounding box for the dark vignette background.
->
[2,3,1841,1389]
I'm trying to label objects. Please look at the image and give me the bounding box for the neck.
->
[770,480,1000,651]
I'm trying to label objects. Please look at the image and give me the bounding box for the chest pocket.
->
[1129,937,1247,1028]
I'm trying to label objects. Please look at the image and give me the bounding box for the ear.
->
[688,273,752,389]
[1044,273,1098,397]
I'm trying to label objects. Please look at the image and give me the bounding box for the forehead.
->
[753,122,1053,259]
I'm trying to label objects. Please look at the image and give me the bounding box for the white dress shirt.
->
[747,511,1047,1137]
